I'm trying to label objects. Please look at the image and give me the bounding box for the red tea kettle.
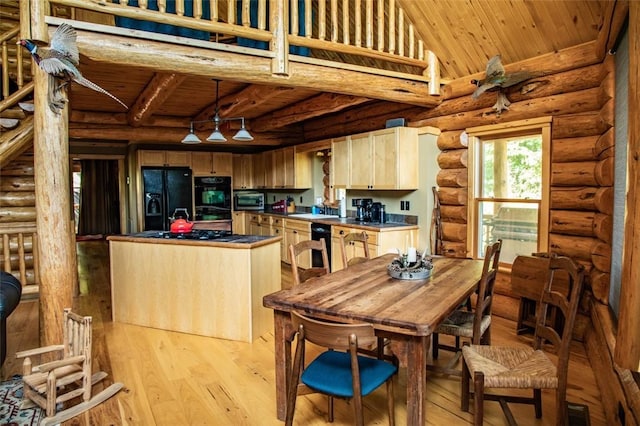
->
[169,208,193,233]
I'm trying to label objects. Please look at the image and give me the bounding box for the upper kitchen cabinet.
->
[191,152,233,176]
[252,152,268,189]
[338,127,420,190]
[138,150,191,167]
[269,147,312,189]
[330,137,349,189]
[232,154,253,190]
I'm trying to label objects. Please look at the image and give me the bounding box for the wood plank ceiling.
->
[1,0,607,152]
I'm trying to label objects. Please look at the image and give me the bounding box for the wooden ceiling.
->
[1,0,610,152]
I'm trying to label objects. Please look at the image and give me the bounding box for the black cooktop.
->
[157,230,232,240]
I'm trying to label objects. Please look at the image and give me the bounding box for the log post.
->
[615,1,640,372]
[270,0,289,76]
[33,65,76,348]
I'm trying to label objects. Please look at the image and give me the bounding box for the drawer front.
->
[284,219,310,232]
[260,215,271,225]
[332,226,379,246]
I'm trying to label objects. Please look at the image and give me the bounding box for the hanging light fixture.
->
[181,79,254,144]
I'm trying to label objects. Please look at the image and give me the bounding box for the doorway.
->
[72,158,126,238]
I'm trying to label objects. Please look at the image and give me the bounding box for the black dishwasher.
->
[311,223,332,270]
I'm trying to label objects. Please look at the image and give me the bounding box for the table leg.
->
[273,310,292,421]
[405,335,429,425]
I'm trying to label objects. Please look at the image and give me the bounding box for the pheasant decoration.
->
[19,23,127,113]
[471,55,534,115]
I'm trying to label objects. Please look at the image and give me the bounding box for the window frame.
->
[466,117,551,262]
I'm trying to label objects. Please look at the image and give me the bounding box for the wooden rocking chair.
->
[15,308,123,426]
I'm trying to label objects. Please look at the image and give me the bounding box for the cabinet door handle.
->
[339,230,345,235]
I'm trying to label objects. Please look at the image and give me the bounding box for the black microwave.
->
[234,192,265,210]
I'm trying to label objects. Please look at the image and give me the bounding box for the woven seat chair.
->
[285,311,397,426]
[339,231,370,268]
[289,238,330,286]
[461,255,585,426]
[430,240,502,375]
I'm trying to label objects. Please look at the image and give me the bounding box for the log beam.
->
[73,28,439,107]
[128,73,186,127]
[193,84,294,124]
[68,124,299,146]
[615,1,640,372]
[442,41,601,100]
[33,67,76,348]
[251,92,372,132]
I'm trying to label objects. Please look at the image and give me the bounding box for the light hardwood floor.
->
[3,241,606,425]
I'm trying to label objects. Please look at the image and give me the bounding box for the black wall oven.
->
[194,176,232,221]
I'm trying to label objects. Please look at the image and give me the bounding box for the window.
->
[467,118,551,264]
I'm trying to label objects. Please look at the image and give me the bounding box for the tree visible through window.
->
[467,118,550,265]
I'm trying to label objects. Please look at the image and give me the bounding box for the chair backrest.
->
[533,255,584,387]
[339,232,370,268]
[471,239,502,344]
[289,238,330,286]
[290,310,378,351]
[62,308,92,358]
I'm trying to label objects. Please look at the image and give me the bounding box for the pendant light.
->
[181,79,254,144]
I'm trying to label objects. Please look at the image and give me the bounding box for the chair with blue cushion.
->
[285,311,397,426]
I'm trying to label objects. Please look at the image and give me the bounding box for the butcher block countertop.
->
[107,231,281,249]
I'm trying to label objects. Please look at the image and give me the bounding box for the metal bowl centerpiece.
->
[387,250,434,280]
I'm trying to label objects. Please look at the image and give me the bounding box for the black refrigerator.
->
[142,167,193,231]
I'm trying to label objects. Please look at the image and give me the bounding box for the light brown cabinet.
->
[330,137,349,189]
[232,211,246,234]
[268,147,312,189]
[330,225,417,272]
[252,152,268,189]
[333,127,420,190]
[283,219,311,266]
[138,150,191,167]
[232,154,253,189]
[191,152,233,176]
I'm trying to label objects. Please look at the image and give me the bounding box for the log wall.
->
[412,57,614,321]
[0,150,39,294]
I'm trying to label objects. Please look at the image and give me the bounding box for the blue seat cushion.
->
[301,350,397,398]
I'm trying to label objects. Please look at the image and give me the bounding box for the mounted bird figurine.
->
[18,23,127,113]
[471,54,534,115]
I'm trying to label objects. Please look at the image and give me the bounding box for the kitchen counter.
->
[107,231,281,342]
[247,211,419,232]
[109,231,280,248]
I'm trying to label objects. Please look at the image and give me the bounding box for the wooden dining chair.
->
[461,255,585,426]
[15,308,123,426]
[289,238,330,286]
[285,311,397,426]
[431,239,502,375]
[339,231,370,268]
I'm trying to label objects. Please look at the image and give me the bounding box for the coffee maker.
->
[370,202,386,223]
[352,198,373,221]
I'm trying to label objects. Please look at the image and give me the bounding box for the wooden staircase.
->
[1,21,34,169]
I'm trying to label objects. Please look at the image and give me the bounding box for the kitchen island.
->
[107,232,282,342]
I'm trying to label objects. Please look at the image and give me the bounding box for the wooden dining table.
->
[263,253,485,425]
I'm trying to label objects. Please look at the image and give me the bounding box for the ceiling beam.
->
[193,85,294,125]
[128,73,187,127]
[251,93,373,132]
[68,123,300,146]
[73,29,441,107]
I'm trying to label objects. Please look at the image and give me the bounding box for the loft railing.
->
[31,0,439,91]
